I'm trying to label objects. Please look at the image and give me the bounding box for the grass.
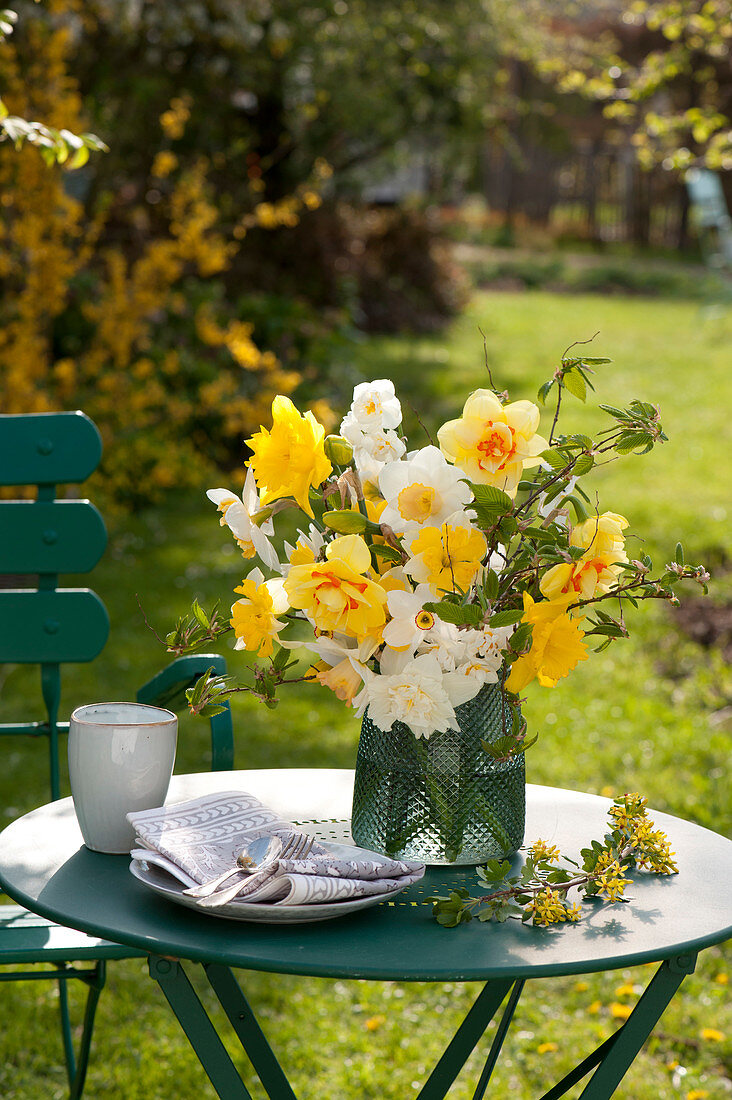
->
[0,288,730,1098]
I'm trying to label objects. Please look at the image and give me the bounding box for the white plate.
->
[129,842,411,924]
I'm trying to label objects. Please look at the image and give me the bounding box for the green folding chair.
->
[0,410,234,1098]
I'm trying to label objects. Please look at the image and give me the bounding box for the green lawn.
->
[0,290,730,1098]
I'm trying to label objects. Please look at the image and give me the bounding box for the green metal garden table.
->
[0,769,730,1099]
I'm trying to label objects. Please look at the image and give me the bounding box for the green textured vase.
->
[351,682,526,865]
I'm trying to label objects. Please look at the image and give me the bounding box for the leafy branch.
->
[429,793,677,927]
[0,7,108,166]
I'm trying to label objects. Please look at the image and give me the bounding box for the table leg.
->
[417,978,516,1100]
[149,956,253,1100]
[538,953,698,1100]
[204,964,298,1100]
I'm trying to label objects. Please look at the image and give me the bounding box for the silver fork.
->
[183,833,311,900]
[195,833,315,909]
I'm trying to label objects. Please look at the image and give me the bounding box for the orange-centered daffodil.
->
[284,534,387,641]
[540,512,629,603]
[437,389,548,496]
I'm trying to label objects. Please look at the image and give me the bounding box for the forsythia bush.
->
[0,0,326,508]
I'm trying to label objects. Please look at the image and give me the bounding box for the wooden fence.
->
[482,139,690,250]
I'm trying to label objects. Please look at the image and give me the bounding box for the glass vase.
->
[351,682,525,865]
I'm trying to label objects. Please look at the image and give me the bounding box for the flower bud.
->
[323,509,368,534]
[324,435,354,465]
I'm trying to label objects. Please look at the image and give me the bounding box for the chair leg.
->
[55,960,107,1100]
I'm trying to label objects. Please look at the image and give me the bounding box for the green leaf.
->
[541,448,568,470]
[468,483,513,525]
[191,599,210,630]
[562,368,587,402]
[483,570,499,600]
[537,380,554,405]
[370,543,402,564]
[572,453,595,477]
[615,431,653,454]
[509,622,533,653]
[271,645,290,672]
[497,516,518,539]
[478,859,512,883]
[675,542,684,566]
[197,704,228,718]
[489,608,524,628]
[423,601,483,628]
[576,357,612,365]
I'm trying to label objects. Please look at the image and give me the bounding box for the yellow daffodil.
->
[437,389,548,496]
[246,395,332,518]
[540,512,629,603]
[405,521,487,595]
[505,593,588,692]
[284,534,387,641]
[230,571,288,658]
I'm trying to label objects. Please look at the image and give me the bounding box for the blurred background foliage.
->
[0,0,730,510]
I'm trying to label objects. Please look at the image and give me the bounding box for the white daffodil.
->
[341,413,406,484]
[382,584,438,651]
[207,470,280,572]
[352,652,477,740]
[379,445,472,536]
[342,379,402,432]
[420,622,513,681]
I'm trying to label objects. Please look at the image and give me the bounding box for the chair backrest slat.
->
[0,411,102,486]
[0,590,110,663]
[0,500,107,575]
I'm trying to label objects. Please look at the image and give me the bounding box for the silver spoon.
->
[183,835,283,898]
[195,833,315,909]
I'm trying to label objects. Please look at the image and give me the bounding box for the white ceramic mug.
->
[68,702,178,853]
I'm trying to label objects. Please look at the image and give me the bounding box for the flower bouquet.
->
[169,350,708,865]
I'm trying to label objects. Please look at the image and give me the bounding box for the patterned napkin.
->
[127,790,425,906]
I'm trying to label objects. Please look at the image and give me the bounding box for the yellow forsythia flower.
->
[699,1028,725,1042]
[151,151,178,178]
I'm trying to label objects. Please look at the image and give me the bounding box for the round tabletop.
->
[0,770,729,982]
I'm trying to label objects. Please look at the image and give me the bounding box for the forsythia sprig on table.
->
[429,793,678,928]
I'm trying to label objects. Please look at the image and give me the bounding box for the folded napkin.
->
[127,791,425,906]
